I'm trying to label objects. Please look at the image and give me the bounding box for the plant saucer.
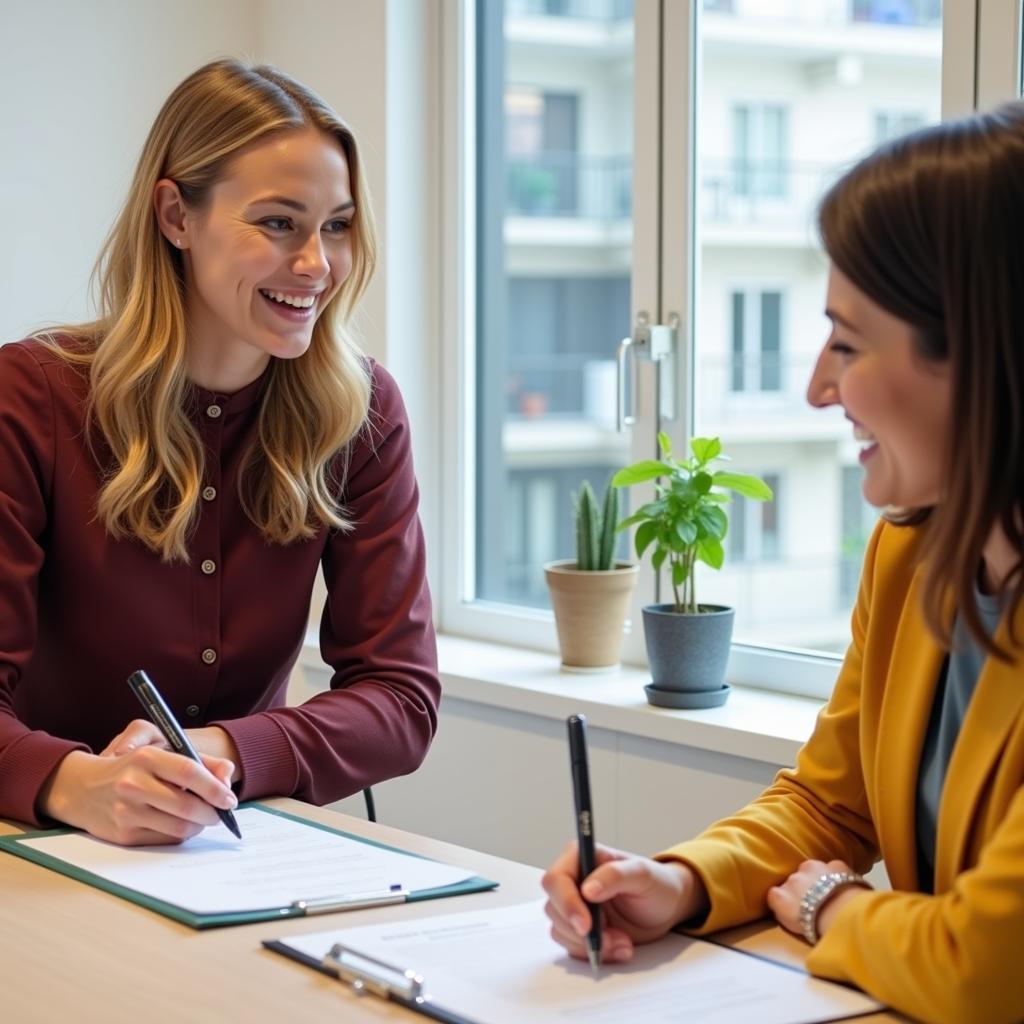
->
[644,683,731,709]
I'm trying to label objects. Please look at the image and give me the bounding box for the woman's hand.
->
[99,718,170,758]
[542,842,709,964]
[102,719,242,784]
[37,742,238,847]
[767,858,869,939]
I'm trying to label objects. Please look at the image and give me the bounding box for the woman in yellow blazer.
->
[542,103,1024,1024]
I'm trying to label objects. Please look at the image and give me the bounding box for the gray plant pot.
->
[642,603,734,709]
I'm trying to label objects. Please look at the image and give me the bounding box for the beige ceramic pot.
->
[544,560,639,671]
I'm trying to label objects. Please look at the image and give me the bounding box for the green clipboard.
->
[0,802,498,929]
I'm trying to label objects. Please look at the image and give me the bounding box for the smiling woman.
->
[0,58,439,847]
[155,129,358,386]
[542,101,1024,1024]
[808,266,952,513]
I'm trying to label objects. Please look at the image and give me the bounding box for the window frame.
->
[436,0,1019,698]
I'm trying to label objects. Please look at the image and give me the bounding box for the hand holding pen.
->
[567,714,601,973]
[541,712,710,966]
[127,670,242,839]
[36,708,240,848]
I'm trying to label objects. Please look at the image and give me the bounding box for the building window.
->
[502,467,626,607]
[853,0,941,28]
[840,466,879,603]
[730,289,783,393]
[507,276,629,418]
[731,104,788,200]
[506,88,579,216]
[874,110,926,143]
[729,472,782,563]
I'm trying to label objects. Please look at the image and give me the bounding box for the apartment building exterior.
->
[483,0,941,652]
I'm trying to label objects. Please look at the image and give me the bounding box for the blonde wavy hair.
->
[44,58,376,561]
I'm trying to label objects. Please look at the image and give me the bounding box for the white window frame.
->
[436,0,1020,700]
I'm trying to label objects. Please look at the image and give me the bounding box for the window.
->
[840,466,880,606]
[694,0,942,657]
[471,0,634,619]
[731,104,788,200]
[506,88,580,216]
[874,110,926,142]
[729,288,783,393]
[442,0,1020,695]
[853,0,941,26]
[729,471,782,562]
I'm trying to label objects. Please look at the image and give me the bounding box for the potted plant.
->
[613,434,773,708]
[544,479,639,672]
[509,162,558,214]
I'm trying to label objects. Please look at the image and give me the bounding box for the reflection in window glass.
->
[476,0,633,607]
[694,0,941,652]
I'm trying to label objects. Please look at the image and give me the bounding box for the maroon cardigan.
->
[0,340,439,825]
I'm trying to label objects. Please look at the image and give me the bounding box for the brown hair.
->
[819,101,1024,659]
[44,58,376,561]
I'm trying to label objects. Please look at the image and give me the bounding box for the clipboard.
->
[263,902,885,1024]
[263,938,480,1024]
[0,802,497,929]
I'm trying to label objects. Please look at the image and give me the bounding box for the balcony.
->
[700,158,843,244]
[505,153,843,242]
[506,0,633,22]
[703,0,940,29]
[692,350,859,446]
[506,153,631,221]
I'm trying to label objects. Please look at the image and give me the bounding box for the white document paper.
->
[278,901,883,1024]
[19,807,474,914]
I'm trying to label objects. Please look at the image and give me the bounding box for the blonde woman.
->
[0,59,439,846]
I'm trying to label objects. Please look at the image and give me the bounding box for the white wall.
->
[1,0,256,343]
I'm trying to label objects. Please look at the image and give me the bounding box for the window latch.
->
[616,312,678,431]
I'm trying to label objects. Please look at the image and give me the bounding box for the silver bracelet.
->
[798,870,870,945]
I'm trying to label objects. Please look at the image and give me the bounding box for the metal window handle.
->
[616,313,678,432]
[617,334,636,430]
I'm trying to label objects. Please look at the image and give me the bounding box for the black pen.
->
[567,713,600,975]
[127,669,242,840]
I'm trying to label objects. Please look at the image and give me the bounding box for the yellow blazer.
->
[662,519,1024,1024]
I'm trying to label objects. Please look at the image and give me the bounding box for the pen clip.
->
[291,887,409,915]
[323,942,425,1001]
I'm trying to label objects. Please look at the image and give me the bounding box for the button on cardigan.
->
[0,339,440,826]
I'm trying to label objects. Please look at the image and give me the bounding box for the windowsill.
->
[300,633,827,767]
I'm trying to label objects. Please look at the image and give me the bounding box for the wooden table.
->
[0,799,900,1023]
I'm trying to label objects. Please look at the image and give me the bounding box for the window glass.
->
[693,0,941,651]
[476,0,634,608]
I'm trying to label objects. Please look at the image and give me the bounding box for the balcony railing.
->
[506,153,848,228]
[506,0,634,22]
[703,0,940,29]
[701,158,844,228]
[506,354,620,422]
[506,153,631,220]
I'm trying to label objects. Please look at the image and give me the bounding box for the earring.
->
[175,238,183,248]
